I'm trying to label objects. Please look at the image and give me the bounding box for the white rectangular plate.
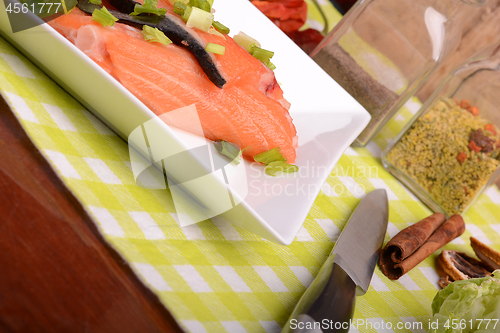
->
[0,0,370,244]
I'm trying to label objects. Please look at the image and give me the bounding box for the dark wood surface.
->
[0,96,182,332]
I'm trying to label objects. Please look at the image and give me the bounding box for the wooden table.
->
[0,97,182,332]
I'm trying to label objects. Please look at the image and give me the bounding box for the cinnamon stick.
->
[379,213,446,266]
[379,214,465,280]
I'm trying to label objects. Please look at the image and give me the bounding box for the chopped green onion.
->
[208,26,225,37]
[214,141,241,165]
[251,46,274,65]
[265,161,298,176]
[254,147,298,175]
[233,32,261,53]
[267,61,276,70]
[186,7,214,32]
[131,0,167,16]
[251,46,274,59]
[253,147,286,164]
[89,0,102,5]
[206,43,225,55]
[173,1,186,16]
[212,21,229,34]
[92,6,118,27]
[181,5,192,21]
[142,25,172,45]
[189,0,211,12]
[207,0,214,8]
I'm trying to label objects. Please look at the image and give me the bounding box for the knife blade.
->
[282,189,389,333]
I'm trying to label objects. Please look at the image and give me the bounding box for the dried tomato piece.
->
[457,152,467,163]
[460,99,471,109]
[468,140,482,153]
[467,106,479,116]
[485,123,497,135]
[469,128,496,153]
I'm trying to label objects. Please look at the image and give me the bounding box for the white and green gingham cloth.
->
[2,12,500,333]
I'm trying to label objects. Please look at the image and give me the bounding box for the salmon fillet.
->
[49,7,298,162]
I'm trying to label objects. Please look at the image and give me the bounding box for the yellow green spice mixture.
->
[386,98,500,214]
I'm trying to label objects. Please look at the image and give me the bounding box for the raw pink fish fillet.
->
[49,8,298,162]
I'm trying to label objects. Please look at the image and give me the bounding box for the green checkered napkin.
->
[1,12,500,333]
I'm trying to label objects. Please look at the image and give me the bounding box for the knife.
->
[282,189,389,333]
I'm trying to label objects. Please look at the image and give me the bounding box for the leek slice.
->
[173,1,186,15]
[214,141,241,165]
[142,25,172,45]
[189,0,210,12]
[251,46,274,65]
[131,0,167,16]
[186,7,214,32]
[92,6,118,27]
[253,147,286,164]
[206,43,225,55]
[233,32,260,53]
[265,161,298,176]
[254,147,298,176]
[181,5,192,21]
[212,21,229,34]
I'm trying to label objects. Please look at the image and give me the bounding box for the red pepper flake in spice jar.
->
[386,98,500,215]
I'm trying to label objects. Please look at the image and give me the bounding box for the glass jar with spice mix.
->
[381,56,500,216]
[310,0,486,146]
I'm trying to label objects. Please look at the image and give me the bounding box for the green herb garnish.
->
[254,147,298,176]
[173,1,186,16]
[212,21,229,34]
[251,46,274,66]
[214,141,241,165]
[89,0,102,5]
[254,147,286,164]
[206,43,225,55]
[233,32,260,53]
[181,5,192,22]
[189,0,210,12]
[142,25,172,45]
[267,61,276,70]
[131,0,167,17]
[185,6,213,32]
[91,6,118,27]
[265,161,298,176]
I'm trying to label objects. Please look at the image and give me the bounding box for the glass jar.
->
[382,55,500,216]
[310,0,485,146]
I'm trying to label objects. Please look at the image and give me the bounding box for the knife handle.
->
[282,259,356,333]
